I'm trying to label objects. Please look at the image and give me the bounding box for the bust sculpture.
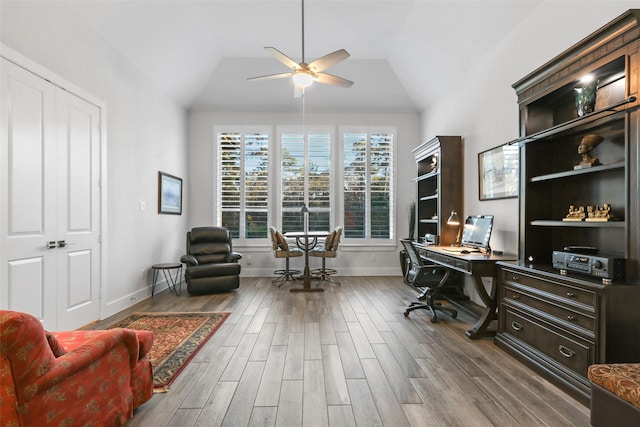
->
[575,134,603,169]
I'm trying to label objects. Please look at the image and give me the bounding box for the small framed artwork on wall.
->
[478,143,519,201]
[158,171,183,215]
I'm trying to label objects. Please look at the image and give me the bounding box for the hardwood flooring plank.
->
[371,343,423,404]
[275,380,303,427]
[304,321,322,360]
[182,346,236,408]
[193,381,238,427]
[168,408,200,427]
[361,358,411,427]
[346,378,384,427]
[303,359,329,427]
[401,403,439,427]
[221,361,265,427]
[250,321,277,362]
[283,332,305,380]
[327,405,356,427]
[379,331,427,378]
[356,312,386,344]
[346,321,376,359]
[321,344,350,405]
[248,406,277,427]
[255,345,287,406]
[220,333,258,382]
[246,306,269,334]
[335,332,365,379]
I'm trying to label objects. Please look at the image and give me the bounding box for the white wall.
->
[1,2,188,317]
[420,2,639,302]
[188,110,420,276]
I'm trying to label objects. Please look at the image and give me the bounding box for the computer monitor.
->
[460,215,494,251]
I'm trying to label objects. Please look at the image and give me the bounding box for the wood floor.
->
[92,276,590,427]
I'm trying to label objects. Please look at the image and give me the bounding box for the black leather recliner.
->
[180,227,242,294]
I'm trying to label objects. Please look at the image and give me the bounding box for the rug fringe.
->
[154,386,170,393]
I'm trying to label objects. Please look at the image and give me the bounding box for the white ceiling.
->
[61,0,546,113]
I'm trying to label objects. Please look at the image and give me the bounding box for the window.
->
[343,129,394,241]
[280,128,332,233]
[214,125,395,247]
[216,128,270,240]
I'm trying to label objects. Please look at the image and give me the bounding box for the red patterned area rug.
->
[111,311,230,391]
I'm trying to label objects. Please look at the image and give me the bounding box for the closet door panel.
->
[0,58,57,326]
[56,88,101,330]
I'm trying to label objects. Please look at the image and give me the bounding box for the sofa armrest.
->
[19,329,141,401]
[180,254,198,266]
[226,251,242,262]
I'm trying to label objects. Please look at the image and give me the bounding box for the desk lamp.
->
[447,210,461,246]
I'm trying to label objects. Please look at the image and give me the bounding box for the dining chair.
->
[269,226,303,286]
[310,226,342,285]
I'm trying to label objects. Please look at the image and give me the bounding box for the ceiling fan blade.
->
[315,73,354,88]
[247,72,292,82]
[264,47,301,70]
[308,49,350,72]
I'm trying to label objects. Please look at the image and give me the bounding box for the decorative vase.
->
[575,80,598,117]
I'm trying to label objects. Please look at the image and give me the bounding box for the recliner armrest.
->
[180,254,198,266]
[225,252,242,262]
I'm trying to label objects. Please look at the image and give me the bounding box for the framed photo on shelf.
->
[158,171,183,215]
[478,143,519,201]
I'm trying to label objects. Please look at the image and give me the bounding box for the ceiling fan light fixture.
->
[293,71,314,88]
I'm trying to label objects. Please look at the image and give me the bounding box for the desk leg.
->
[466,274,497,339]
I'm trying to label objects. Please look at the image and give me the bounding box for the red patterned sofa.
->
[588,363,640,427]
[0,310,154,426]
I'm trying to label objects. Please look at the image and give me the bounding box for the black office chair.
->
[400,239,458,323]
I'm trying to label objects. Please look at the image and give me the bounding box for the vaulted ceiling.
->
[61,0,546,113]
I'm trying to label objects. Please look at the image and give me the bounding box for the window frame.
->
[214,125,272,246]
[339,126,397,248]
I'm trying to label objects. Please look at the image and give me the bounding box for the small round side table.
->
[151,263,182,296]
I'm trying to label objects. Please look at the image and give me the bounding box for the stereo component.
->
[552,251,625,282]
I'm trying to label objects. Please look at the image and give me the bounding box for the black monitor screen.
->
[460,215,494,250]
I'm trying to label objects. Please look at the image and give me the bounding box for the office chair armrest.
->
[180,254,198,266]
[225,252,243,262]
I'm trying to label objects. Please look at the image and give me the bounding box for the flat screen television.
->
[460,215,494,251]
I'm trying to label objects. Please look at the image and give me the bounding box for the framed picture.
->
[478,143,519,201]
[158,171,182,215]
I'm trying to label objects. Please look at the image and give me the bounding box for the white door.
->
[1,58,102,330]
[55,89,102,330]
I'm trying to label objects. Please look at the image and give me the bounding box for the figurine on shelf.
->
[574,134,603,170]
[563,205,585,221]
[586,203,612,222]
[430,154,438,172]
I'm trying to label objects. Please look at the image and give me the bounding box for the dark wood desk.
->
[285,231,329,293]
[415,244,517,339]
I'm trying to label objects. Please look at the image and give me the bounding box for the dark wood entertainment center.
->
[495,10,640,405]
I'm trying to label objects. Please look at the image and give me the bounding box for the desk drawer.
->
[428,252,471,273]
[503,285,595,334]
[501,269,596,308]
[504,308,593,376]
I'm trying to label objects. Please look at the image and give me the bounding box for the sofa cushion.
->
[588,363,640,409]
[45,330,67,357]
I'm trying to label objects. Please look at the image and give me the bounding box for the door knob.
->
[46,241,57,249]
[57,240,75,248]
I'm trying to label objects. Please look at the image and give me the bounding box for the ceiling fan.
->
[247,0,354,97]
